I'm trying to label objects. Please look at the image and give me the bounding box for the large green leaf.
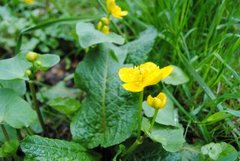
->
[126,141,201,161]
[124,27,158,65]
[162,65,189,85]
[21,135,99,161]
[76,22,124,48]
[0,79,26,96]
[71,44,139,148]
[142,95,179,126]
[142,118,185,152]
[0,53,31,80]
[0,88,37,128]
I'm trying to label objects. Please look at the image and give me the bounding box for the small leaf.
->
[48,97,81,116]
[0,88,37,128]
[202,111,232,124]
[124,26,158,65]
[76,22,124,48]
[143,95,179,126]
[162,65,189,85]
[201,142,238,161]
[37,81,80,102]
[0,140,19,158]
[0,79,26,96]
[0,52,31,80]
[142,118,185,152]
[37,54,60,71]
[21,135,100,161]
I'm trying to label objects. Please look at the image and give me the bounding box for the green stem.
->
[122,91,144,158]
[1,124,10,141]
[29,80,46,133]
[137,91,144,138]
[16,129,23,140]
[149,109,159,132]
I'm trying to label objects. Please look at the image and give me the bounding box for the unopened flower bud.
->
[25,69,32,77]
[147,92,167,109]
[101,17,110,25]
[26,51,38,62]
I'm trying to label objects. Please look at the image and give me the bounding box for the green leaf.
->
[202,111,232,124]
[124,27,158,65]
[0,88,37,128]
[37,54,60,71]
[143,95,179,126]
[0,52,31,80]
[21,135,100,161]
[0,140,19,158]
[142,118,185,152]
[201,142,238,161]
[76,22,124,48]
[126,141,201,161]
[37,81,80,102]
[48,97,81,116]
[71,44,139,148]
[0,125,17,142]
[0,79,26,96]
[162,65,189,85]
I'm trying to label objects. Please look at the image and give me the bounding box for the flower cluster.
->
[97,0,128,34]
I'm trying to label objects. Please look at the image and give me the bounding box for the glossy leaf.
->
[201,142,238,161]
[76,22,124,48]
[0,88,37,128]
[0,140,19,158]
[142,118,185,152]
[0,79,26,96]
[124,27,158,65]
[143,95,179,126]
[71,44,139,148]
[162,65,189,85]
[37,54,60,71]
[21,135,100,161]
[0,52,31,80]
[48,97,81,116]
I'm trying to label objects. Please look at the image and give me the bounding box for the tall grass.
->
[124,0,240,149]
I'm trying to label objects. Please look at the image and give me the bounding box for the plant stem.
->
[149,109,159,132]
[29,80,46,133]
[1,124,10,141]
[122,91,144,158]
[137,91,144,138]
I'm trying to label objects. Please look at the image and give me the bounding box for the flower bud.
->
[25,69,32,77]
[102,25,110,34]
[101,17,110,25]
[147,92,167,109]
[26,51,38,62]
[34,60,42,68]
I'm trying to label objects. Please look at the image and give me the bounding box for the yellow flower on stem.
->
[23,0,35,4]
[147,92,167,109]
[118,62,173,92]
[106,0,128,19]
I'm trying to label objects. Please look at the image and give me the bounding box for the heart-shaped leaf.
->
[21,135,100,161]
[142,118,185,152]
[0,88,37,128]
[76,22,124,48]
[71,44,139,148]
[0,79,26,96]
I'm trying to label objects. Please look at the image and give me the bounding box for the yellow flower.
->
[118,62,173,92]
[23,0,34,4]
[147,92,167,109]
[106,0,128,19]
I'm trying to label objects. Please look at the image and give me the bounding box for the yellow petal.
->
[157,92,167,108]
[106,0,115,11]
[147,95,154,107]
[159,65,174,80]
[118,67,142,83]
[122,83,144,92]
[121,11,128,16]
